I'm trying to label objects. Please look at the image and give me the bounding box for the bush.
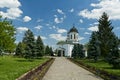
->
[109,57,120,69]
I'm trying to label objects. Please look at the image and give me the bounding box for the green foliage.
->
[87,12,120,68]
[35,36,44,57]
[72,44,84,59]
[98,12,115,57]
[97,12,120,68]
[15,42,26,57]
[108,35,120,68]
[0,16,16,53]
[49,47,54,56]
[45,46,53,56]
[45,45,50,56]
[22,29,36,59]
[87,32,100,62]
[74,59,120,77]
[0,55,49,80]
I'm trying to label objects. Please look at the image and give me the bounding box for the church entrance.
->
[57,48,65,57]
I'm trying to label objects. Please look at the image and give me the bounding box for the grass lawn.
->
[75,59,120,76]
[0,55,49,80]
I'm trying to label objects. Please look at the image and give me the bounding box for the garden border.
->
[16,58,55,80]
[68,58,120,80]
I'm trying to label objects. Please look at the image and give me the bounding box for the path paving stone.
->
[42,57,103,80]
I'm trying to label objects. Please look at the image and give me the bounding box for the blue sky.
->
[0,0,120,49]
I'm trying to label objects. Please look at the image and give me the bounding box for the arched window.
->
[74,34,76,39]
[71,35,72,39]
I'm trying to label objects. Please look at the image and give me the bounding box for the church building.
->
[57,26,79,57]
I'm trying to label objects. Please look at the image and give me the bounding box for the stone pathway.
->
[42,57,103,80]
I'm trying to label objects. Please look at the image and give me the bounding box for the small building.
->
[57,26,79,57]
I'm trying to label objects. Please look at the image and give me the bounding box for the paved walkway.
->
[42,57,103,80]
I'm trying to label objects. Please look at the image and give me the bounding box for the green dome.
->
[68,26,78,33]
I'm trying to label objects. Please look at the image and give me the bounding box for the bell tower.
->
[66,25,79,44]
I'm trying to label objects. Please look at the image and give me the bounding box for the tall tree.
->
[49,47,54,56]
[15,42,26,57]
[36,36,44,57]
[45,45,50,56]
[87,32,100,62]
[108,34,120,68]
[22,29,35,59]
[0,16,16,54]
[98,12,115,57]
[72,44,84,59]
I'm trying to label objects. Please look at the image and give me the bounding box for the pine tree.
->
[0,16,16,54]
[36,36,44,57]
[22,29,35,59]
[45,45,50,56]
[49,47,54,56]
[72,44,84,59]
[15,42,26,57]
[108,34,120,68]
[98,12,114,57]
[87,32,100,62]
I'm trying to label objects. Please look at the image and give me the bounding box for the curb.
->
[16,58,55,80]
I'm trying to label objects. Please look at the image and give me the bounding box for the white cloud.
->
[79,0,120,20]
[54,15,58,17]
[17,27,28,33]
[49,34,66,41]
[23,16,31,22]
[46,24,50,26]
[79,28,85,30]
[34,36,38,40]
[84,32,91,35]
[69,8,74,12]
[93,22,99,25]
[54,17,64,24]
[57,9,64,14]
[35,36,47,40]
[41,36,47,40]
[79,36,85,41]
[0,0,22,19]
[37,19,43,23]
[57,28,67,33]
[54,9,66,24]
[88,26,98,31]
[34,25,42,30]
[79,19,83,23]
[52,26,56,29]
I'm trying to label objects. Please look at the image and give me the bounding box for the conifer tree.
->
[22,29,35,59]
[87,32,100,62]
[98,12,114,57]
[36,36,44,57]
[45,45,50,56]
[15,42,26,57]
[49,47,54,56]
[72,44,84,59]
[108,34,120,68]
